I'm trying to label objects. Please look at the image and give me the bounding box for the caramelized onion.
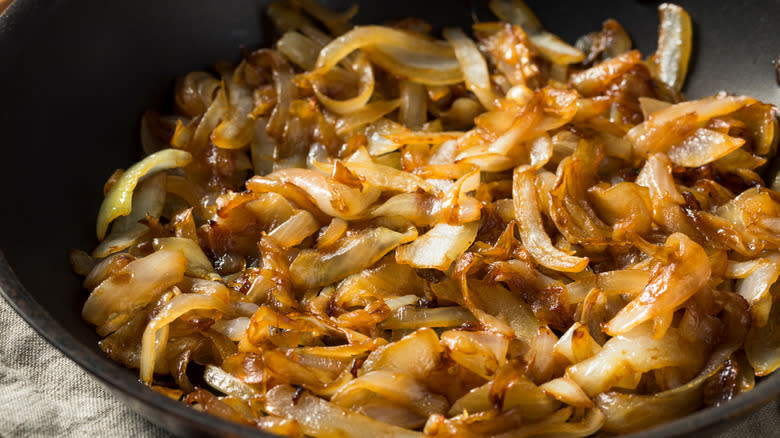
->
[74,2,780,436]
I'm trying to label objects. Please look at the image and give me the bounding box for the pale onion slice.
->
[513,165,589,272]
[666,128,746,168]
[638,96,672,119]
[604,233,710,336]
[378,306,475,330]
[635,154,683,204]
[635,153,697,236]
[313,52,375,115]
[529,32,586,65]
[365,118,407,155]
[290,226,417,289]
[82,250,187,328]
[736,252,780,327]
[447,376,556,419]
[330,370,449,429]
[267,210,320,248]
[152,237,219,280]
[277,30,322,70]
[382,295,421,313]
[96,149,192,240]
[359,328,442,380]
[726,258,771,279]
[567,323,705,396]
[395,221,479,271]
[260,168,381,219]
[336,99,401,135]
[566,269,651,304]
[203,364,260,402]
[648,3,693,92]
[539,377,594,408]
[455,278,544,343]
[140,294,231,383]
[441,330,509,379]
[335,256,425,308]
[316,26,463,86]
[443,27,497,110]
[553,322,602,365]
[343,159,438,194]
[368,193,441,227]
[211,317,251,342]
[363,46,464,86]
[265,384,424,438]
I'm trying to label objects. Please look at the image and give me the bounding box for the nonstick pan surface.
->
[0,0,778,436]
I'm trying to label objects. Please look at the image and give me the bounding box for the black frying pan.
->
[0,0,778,436]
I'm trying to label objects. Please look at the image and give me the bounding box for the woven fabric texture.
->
[0,298,170,437]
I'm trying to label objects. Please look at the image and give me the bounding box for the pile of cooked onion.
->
[70,0,780,436]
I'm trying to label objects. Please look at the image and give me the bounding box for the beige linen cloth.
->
[1,296,780,437]
[0,298,170,437]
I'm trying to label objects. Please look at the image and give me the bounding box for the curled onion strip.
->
[313,52,375,115]
[512,165,589,272]
[96,149,192,240]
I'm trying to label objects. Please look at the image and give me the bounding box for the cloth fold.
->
[1,295,779,437]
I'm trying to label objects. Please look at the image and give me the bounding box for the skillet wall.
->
[0,0,777,436]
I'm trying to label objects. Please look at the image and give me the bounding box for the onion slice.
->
[96,149,192,240]
[82,250,187,329]
[443,28,497,110]
[140,293,231,383]
[604,233,710,336]
[666,128,746,168]
[316,26,463,86]
[395,221,479,271]
[265,384,424,438]
[290,226,417,289]
[513,165,589,272]
[648,3,692,92]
